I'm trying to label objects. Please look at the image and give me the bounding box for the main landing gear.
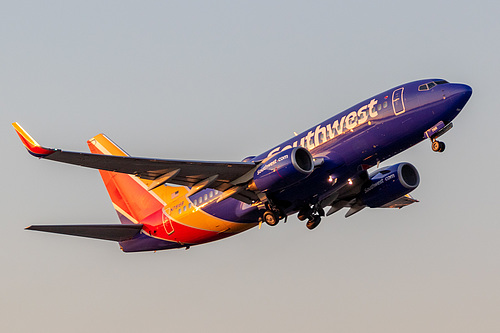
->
[306,215,321,230]
[262,210,279,226]
[431,139,446,152]
[259,197,285,227]
[261,202,324,230]
[298,205,324,230]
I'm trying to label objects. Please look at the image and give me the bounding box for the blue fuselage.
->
[191,79,472,223]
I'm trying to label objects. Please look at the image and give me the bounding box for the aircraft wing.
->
[322,170,419,218]
[13,123,259,202]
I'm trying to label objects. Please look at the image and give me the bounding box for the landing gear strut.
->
[431,140,445,152]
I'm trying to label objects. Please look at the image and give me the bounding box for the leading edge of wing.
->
[12,123,257,188]
[26,224,143,242]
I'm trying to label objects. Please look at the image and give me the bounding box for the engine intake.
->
[359,162,420,208]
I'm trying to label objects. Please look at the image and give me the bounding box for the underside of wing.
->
[380,194,419,208]
[322,170,419,217]
[44,150,257,189]
[26,224,144,242]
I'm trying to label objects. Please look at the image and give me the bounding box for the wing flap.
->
[26,224,143,242]
[380,194,419,208]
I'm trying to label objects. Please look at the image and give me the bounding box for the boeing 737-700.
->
[13,78,472,252]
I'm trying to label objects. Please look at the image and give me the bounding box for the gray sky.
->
[2,1,499,332]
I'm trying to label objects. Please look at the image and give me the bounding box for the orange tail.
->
[87,134,164,224]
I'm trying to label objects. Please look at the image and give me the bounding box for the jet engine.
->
[250,147,314,193]
[359,162,420,208]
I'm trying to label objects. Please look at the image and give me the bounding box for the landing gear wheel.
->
[306,215,321,230]
[432,140,445,152]
[263,211,279,226]
[297,207,313,221]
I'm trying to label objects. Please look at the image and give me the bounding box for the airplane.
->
[12,78,472,252]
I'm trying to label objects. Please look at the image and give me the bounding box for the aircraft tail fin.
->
[87,134,164,224]
[87,133,130,157]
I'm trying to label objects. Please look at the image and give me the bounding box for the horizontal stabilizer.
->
[26,224,143,242]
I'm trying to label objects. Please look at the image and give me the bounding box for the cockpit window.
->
[418,80,448,91]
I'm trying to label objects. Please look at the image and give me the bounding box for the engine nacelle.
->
[250,147,314,193]
[359,162,420,208]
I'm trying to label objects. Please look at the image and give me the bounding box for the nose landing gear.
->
[431,139,446,152]
[425,121,452,153]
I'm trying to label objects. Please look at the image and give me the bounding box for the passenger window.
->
[183,206,186,212]
[377,104,382,111]
[209,191,213,198]
[204,194,208,201]
[188,203,192,209]
[178,209,181,214]
[383,101,388,108]
[318,132,324,144]
[193,199,197,206]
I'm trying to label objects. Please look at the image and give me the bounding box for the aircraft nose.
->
[450,83,472,99]
[445,83,472,110]
[455,83,472,99]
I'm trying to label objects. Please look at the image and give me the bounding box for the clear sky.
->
[2,1,499,332]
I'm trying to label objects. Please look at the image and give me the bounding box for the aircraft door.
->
[392,88,405,115]
[162,208,175,235]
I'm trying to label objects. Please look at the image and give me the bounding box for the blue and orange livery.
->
[13,79,472,252]
[12,122,55,158]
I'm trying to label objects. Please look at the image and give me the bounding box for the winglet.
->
[12,122,56,158]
